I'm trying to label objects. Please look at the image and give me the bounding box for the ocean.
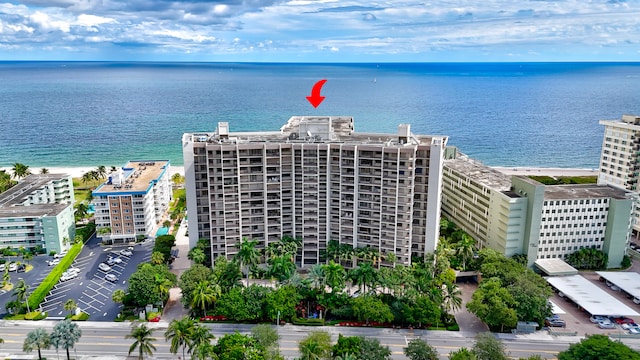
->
[1,62,640,169]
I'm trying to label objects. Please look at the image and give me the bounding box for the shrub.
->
[71,312,90,321]
[24,310,47,320]
[447,324,460,331]
[28,242,83,310]
[292,316,325,326]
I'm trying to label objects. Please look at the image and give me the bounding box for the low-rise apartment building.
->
[443,150,635,268]
[92,161,171,243]
[0,174,75,253]
[183,116,448,267]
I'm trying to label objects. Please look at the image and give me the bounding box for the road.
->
[4,321,639,359]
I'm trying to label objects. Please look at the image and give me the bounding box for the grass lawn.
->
[529,175,597,185]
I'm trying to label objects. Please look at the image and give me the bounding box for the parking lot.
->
[39,235,153,321]
[0,233,153,321]
[547,263,640,336]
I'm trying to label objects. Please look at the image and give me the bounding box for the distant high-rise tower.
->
[598,114,640,236]
[182,116,448,267]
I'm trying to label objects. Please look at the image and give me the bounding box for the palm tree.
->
[441,282,463,314]
[23,328,50,360]
[11,163,31,179]
[74,203,89,220]
[153,273,173,301]
[268,254,296,282]
[323,261,346,294]
[81,171,94,185]
[307,263,326,292]
[164,317,195,360]
[39,168,49,174]
[64,299,77,317]
[50,319,82,360]
[456,234,475,271]
[96,166,107,179]
[188,247,206,265]
[13,278,29,309]
[126,324,156,360]
[235,237,260,284]
[151,251,165,265]
[349,262,377,294]
[190,280,220,316]
[188,324,215,357]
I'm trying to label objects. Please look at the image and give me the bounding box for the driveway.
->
[0,252,51,317]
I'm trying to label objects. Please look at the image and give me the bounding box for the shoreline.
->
[1,166,185,179]
[2,165,597,179]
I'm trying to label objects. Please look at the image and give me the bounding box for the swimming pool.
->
[156,227,169,236]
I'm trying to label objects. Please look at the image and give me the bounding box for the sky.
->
[0,0,639,62]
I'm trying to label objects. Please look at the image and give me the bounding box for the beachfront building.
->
[0,174,75,253]
[182,116,448,267]
[442,150,635,268]
[597,114,640,235]
[92,161,171,243]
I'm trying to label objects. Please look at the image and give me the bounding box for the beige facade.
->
[183,116,448,267]
[598,114,640,234]
[92,161,171,243]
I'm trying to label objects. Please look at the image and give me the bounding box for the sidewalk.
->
[162,220,191,321]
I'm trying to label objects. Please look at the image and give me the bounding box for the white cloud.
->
[76,14,116,27]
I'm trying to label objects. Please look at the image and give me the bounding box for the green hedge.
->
[71,312,90,321]
[27,242,83,310]
[292,316,325,326]
[447,324,460,331]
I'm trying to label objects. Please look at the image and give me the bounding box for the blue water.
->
[1,62,640,168]
[156,227,169,236]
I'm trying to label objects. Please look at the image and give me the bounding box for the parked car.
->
[590,315,608,323]
[16,264,26,272]
[8,263,17,271]
[630,328,640,335]
[67,267,81,275]
[0,263,5,271]
[60,272,78,282]
[634,297,640,305]
[53,251,68,259]
[120,249,133,257]
[622,323,640,330]
[611,316,635,325]
[598,321,617,329]
[610,285,621,292]
[105,274,118,282]
[545,319,566,328]
[48,259,60,266]
[98,263,112,272]
[106,256,123,266]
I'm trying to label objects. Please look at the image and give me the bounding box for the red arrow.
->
[306,79,327,108]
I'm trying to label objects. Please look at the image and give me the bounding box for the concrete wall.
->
[603,197,634,268]
[511,176,546,267]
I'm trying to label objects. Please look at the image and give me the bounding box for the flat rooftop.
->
[444,153,513,192]
[0,174,70,208]
[546,275,640,316]
[187,116,447,147]
[535,259,579,276]
[543,184,630,200]
[94,161,169,194]
[0,202,69,217]
[596,272,640,301]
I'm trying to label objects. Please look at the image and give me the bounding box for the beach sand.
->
[1,165,185,179]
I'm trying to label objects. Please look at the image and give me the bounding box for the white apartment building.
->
[443,150,634,268]
[598,114,640,235]
[92,161,171,243]
[0,174,75,253]
[182,116,448,267]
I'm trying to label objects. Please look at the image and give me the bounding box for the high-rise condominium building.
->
[92,161,172,243]
[182,116,448,267]
[442,150,634,268]
[0,174,75,253]
[598,114,640,235]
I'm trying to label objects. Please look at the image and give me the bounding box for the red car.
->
[611,317,635,325]
[200,315,227,322]
[149,316,161,322]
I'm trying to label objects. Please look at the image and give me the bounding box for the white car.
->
[8,263,17,272]
[120,249,133,257]
[107,256,123,266]
[98,263,111,272]
[634,297,640,305]
[53,251,68,259]
[590,315,608,323]
[105,274,118,282]
[66,267,81,275]
[630,328,640,335]
[48,259,60,266]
